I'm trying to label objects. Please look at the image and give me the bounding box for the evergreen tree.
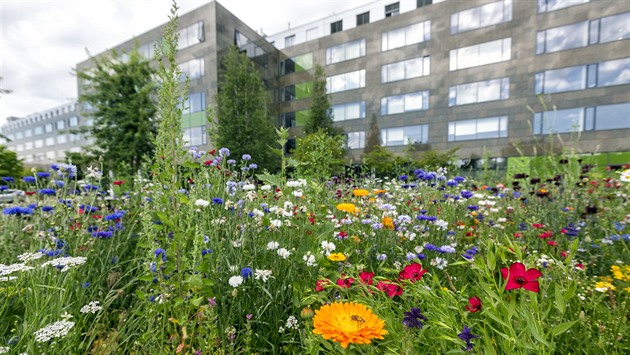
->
[305,65,342,136]
[364,112,382,155]
[76,48,158,176]
[0,145,23,178]
[214,45,277,171]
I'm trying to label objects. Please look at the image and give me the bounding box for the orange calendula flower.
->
[336,203,358,214]
[327,253,346,262]
[382,216,395,230]
[312,302,388,349]
[352,189,369,197]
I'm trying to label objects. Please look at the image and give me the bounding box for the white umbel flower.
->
[17,252,44,263]
[41,256,87,272]
[0,263,34,276]
[33,320,75,342]
[194,199,210,207]
[80,301,102,314]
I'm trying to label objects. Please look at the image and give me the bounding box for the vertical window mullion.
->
[589,19,600,45]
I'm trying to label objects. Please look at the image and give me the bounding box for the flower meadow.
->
[1,154,629,355]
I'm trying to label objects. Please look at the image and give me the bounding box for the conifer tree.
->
[364,113,382,155]
[305,65,342,136]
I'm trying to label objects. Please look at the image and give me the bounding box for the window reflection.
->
[381,125,429,146]
[448,117,508,141]
[381,91,429,115]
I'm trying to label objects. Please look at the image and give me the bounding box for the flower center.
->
[515,276,526,285]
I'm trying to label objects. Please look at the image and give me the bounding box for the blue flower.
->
[92,231,114,239]
[241,267,253,279]
[79,205,99,213]
[219,148,230,157]
[212,197,223,205]
[242,154,251,160]
[467,205,479,211]
[227,159,236,165]
[398,175,408,181]
[1,177,15,183]
[458,326,479,351]
[51,164,60,170]
[105,211,126,221]
[424,243,437,251]
[454,176,466,183]
[249,164,257,169]
[54,180,65,187]
[447,179,458,187]
[201,249,212,256]
[41,206,54,212]
[154,248,167,262]
[38,188,56,196]
[0,185,7,191]
[3,206,34,216]
[402,307,427,329]
[437,245,456,253]
[82,282,91,288]
[36,172,51,178]
[22,176,37,183]
[460,190,473,199]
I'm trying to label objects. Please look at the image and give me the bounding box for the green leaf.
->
[190,297,204,307]
[487,249,496,271]
[552,321,577,337]
[554,286,566,314]
[256,173,283,187]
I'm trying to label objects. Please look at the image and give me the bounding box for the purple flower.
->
[458,326,480,351]
[461,190,473,199]
[154,248,167,262]
[402,307,427,329]
[242,154,251,161]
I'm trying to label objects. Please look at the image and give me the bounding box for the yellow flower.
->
[328,253,346,262]
[594,281,616,292]
[373,189,386,195]
[352,189,369,197]
[336,203,358,214]
[312,302,388,349]
[382,216,395,230]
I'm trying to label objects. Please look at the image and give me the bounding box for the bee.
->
[350,315,366,323]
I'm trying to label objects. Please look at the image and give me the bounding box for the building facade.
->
[3,0,629,168]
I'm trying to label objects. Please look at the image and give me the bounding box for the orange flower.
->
[336,203,358,214]
[382,216,395,230]
[352,189,369,197]
[312,302,387,348]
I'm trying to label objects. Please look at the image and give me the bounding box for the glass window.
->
[381,91,430,115]
[382,56,430,83]
[450,38,511,70]
[69,116,78,127]
[182,126,207,147]
[331,20,343,34]
[599,12,630,43]
[532,108,584,134]
[181,92,206,114]
[25,142,33,150]
[24,129,32,138]
[280,53,314,75]
[15,131,23,140]
[34,126,43,135]
[326,39,366,65]
[357,12,370,26]
[449,78,510,106]
[535,66,586,94]
[45,137,55,146]
[385,2,400,17]
[347,131,365,149]
[326,69,366,93]
[598,57,630,86]
[45,123,53,133]
[56,120,66,130]
[418,0,433,8]
[285,35,295,47]
[538,0,589,13]
[382,125,429,146]
[448,116,508,141]
[178,21,204,50]
[57,135,67,144]
[451,0,512,34]
[382,21,431,51]
[595,103,630,130]
[34,139,44,148]
[179,58,204,81]
[331,101,366,121]
[536,21,588,54]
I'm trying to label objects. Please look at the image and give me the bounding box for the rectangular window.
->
[24,129,32,138]
[285,35,295,47]
[178,21,204,50]
[179,58,205,81]
[448,116,508,141]
[326,69,366,93]
[599,12,630,43]
[357,12,370,26]
[381,91,430,115]
[382,21,431,51]
[182,126,207,147]
[57,135,67,144]
[326,39,366,65]
[536,21,588,54]
[535,57,630,94]
[595,102,630,130]
[450,38,511,70]
[347,131,365,149]
[69,116,78,127]
[181,92,206,114]
[279,53,314,75]
[449,77,510,106]
[331,101,366,121]
[56,120,66,130]
[45,123,53,133]
[532,108,585,134]
[34,139,43,148]
[45,151,55,160]
[538,0,589,13]
[279,82,313,101]
[382,125,429,146]
[281,110,311,128]
[385,2,400,17]
[15,131,23,140]
[418,0,433,8]
[451,0,512,34]
[25,142,33,150]
[382,56,430,83]
[45,137,55,146]
[331,20,343,34]
[34,126,43,135]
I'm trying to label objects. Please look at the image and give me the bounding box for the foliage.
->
[364,113,382,156]
[0,145,23,178]
[363,146,396,176]
[292,130,345,180]
[304,65,343,137]
[76,45,158,176]
[64,152,99,181]
[413,147,460,171]
[213,45,278,171]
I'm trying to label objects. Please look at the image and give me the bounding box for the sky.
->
[0,0,374,125]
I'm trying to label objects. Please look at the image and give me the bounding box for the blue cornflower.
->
[219,147,230,157]
[79,205,99,213]
[417,253,426,260]
[424,243,437,251]
[0,185,7,191]
[149,262,157,272]
[249,163,258,169]
[458,326,479,351]
[54,180,64,187]
[212,197,223,205]
[437,245,456,254]
[104,211,126,221]
[41,206,54,212]
[460,190,473,199]
[225,181,237,196]
[399,175,408,181]
[467,205,479,211]
[406,252,418,260]
[36,172,51,178]
[376,253,387,261]
[51,164,59,170]
[3,206,34,216]
[1,177,15,183]
[447,179,458,187]
[614,222,625,231]
[154,248,167,262]
[402,308,427,329]
[242,154,251,161]
[57,164,77,178]
[454,176,466,183]
[22,176,37,183]
[241,267,253,279]
[92,231,114,239]
[201,249,212,256]
[82,282,91,288]
[83,184,99,191]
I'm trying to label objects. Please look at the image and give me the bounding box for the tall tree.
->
[0,145,22,178]
[364,112,382,155]
[76,48,158,175]
[214,45,277,171]
[304,65,342,136]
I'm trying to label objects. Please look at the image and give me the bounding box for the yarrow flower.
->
[312,301,388,348]
[33,320,75,342]
[194,199,210,207]
[80,301,102,314]
[41,257,87,272]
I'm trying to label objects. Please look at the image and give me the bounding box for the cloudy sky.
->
[0,0,374,125]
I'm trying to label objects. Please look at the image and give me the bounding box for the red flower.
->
[547,240,558,247]
[336,275,354,288]
[376,281,403,297]
[532,223,545,229]
[359,271,374,286]
[208,149,216,155]
[203,160,213,166]
[113,180,124,186]
[560,250,569,258]
[398,263,427,283]
[466,296,482,313]
[513,232,524,238]
[500,262,542,293]
[538,231,553,239]
[25,191,36,196]
[315,279,329,292]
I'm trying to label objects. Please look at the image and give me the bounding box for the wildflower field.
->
[1,154,629,354]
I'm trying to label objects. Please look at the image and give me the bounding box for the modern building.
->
[3,0,630,168]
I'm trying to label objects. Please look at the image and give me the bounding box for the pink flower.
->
[466,296,482,313]
[500,262,542,293]
[336,274,354,288]
[359,271,374,286]
[376,281,403,297]
[398,263,427,283]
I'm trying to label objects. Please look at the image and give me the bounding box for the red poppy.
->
[25,191,36,196]
[547,241,558,247]
[203,160,213,166]
[560,250,569,258]
[208,149,216,155]
[532,223,545,229]
[113,180,124,185]
[315,279,329,292]
[398,263,427,283]
[500,262,542,293]
[359,271,374,286]
[376,280,403,297]
[336,275,354,288]
[538,231,553,239]
[466,296,482,313]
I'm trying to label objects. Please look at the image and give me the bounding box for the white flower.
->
[293,190,303,198]
[228,275,244,287]
[232,239,243,247]
[194,199,209,207]
[267,241,280,250]
[41,256,87,272]
[303,252,316,267]
[260,184,272,191]
[17,252,44,263]
[242,184,256,191]
[80,301,102,314]
[286,180,304,187]
[277,248,291,259]
[286,315,299,329]
[0,276,18,281]
[433,219,448,230]
[430,257,448,270]
[0,263,34,276]
[251,208,265,217]
[620,169,630,182]
[254,269,273,282]
[33,320,75,343]
[86,166,102,180]
[270,219,283,228]
[0,346,9,354]
[320,241,336,256]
